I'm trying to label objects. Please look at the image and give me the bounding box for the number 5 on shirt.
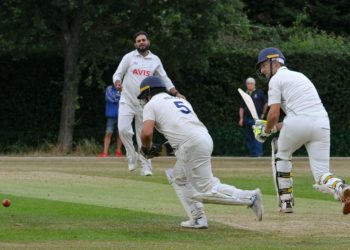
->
[174,101,191,114]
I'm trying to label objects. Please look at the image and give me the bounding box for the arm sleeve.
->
[112,54,130,83]
[143,103,156,122]
[268,78,282,106]
[153,56,174,91]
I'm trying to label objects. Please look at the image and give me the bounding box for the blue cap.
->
[256,47,285,69]
[138,76,166,99]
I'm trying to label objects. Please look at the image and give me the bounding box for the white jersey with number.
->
[143,93,208,148]
[113,50,174,106]
[268,66,328,117]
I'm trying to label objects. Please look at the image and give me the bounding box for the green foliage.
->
[0,0,349,155]
[0,0,251,152]
[241,0,350,36]
[1,48,350,156]
[225,17,350,56]
[73,138,102,155]
[0,0,249,88]
[0,54,62,153]
[242,0,306,27]
[278,23,350,55]
[140,0,250,82]
[180,50,350,156]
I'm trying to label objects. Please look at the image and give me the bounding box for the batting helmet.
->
[137,76,166,99]
[256,47,285,69]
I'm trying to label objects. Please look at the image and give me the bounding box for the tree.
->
[1,1,115,151]
[0,0,153,152]
[241,0,306,26]
[305,0,350,36]
[241,0,350,36]
[0,0,249,152]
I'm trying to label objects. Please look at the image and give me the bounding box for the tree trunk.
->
[57,12,83,153]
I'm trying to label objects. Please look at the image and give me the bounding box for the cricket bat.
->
[238,88,266,124]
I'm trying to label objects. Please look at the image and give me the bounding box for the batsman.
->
[254,47,350,214]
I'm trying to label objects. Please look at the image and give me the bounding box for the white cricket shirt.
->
[143,93,208,148]
[268,66,328,117]
[113,50,174,106]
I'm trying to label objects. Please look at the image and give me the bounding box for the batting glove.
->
[140,143,162,159]
[255,119,267,126]
[253,124,271,143]
[253,120,278,143]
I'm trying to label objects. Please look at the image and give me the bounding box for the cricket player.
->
[254,47,350,214]
[138,76,263,229]
[112,31,184,176]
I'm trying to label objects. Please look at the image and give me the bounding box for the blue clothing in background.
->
[105,85,121,118]
[240,89,267,120]
[243,118,263,157]
[240,89,267,157]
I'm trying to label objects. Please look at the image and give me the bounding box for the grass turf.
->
[0,157,350,249]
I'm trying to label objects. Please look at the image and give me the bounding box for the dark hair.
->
[150,87,167,97]
[133,31,149,41]
[137,87,166,100]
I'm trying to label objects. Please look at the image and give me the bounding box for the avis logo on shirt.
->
[132,69,151,76]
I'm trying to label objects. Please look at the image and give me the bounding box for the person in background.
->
[98,85,123,158]
[239,77,268,157]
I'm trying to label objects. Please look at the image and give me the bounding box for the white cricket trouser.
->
[277,115,330,181]
[173,133,254,208]
[117,102,151,170]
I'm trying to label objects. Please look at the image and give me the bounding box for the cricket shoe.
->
[249,188,263,221]
[128,162,137,171]
[128,152,138,171]
[140,161,153,176]
[280,199,294,213]
[340,186,350,215]
[181,216,208,229]
[141,169,153,176]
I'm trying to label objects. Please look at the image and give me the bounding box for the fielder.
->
[112,31,184,176]
[138,76,263,229]
[254,47,350,214]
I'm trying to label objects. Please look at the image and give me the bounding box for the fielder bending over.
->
[254,47,350,214]
[138,76,263,229]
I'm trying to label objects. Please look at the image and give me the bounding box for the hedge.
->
[0,50,349,156]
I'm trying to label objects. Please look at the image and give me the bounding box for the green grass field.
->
[1,157,350,249]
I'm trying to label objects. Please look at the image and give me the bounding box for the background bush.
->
[1,49,349,156]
